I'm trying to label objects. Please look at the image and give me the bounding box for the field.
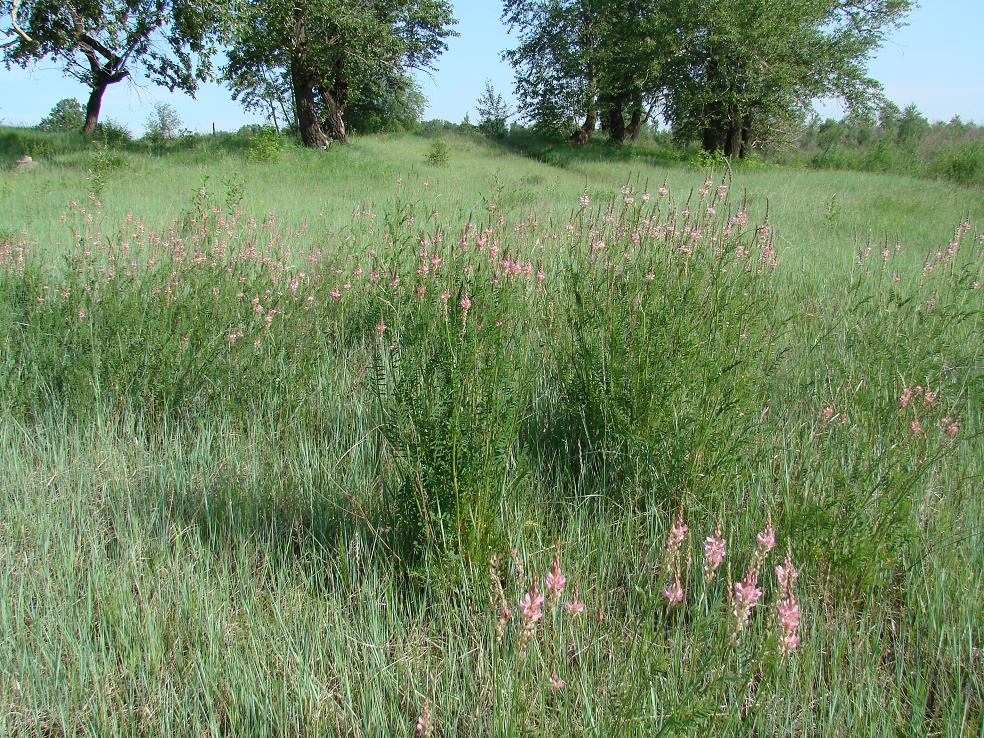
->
[1,129,983,736]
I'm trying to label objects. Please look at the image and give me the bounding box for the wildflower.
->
[662,578,684,603]
[642,192,651,203]
[519,587,544,624]
[564,587,585,616]
[775,556,801,654]
[416,703,432,737]
[77,309,85,320]
[440,290,450,303]
[548,670,565,690]
[910,420,922,434]
[330,286,341,300]
[924,390,938,405]
[732,576,762,639]
[899,387,913,408]
[580,191,590,207]
[703,528,727,582]
[756,520,775,555]
[820,406,834,420]
[545,549,567,603]
[460,295,471,310]
[658,186,669,197]
[518,582,545,650]
[376,320,386,333]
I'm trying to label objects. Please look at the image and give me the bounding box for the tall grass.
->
[1,132,982,735]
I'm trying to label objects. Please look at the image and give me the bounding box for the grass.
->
[1,128,982,736]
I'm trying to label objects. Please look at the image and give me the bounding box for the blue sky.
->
[2,0,981,133]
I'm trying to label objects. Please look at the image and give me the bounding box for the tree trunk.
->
[625,107,643,141]
[291,54,330,148]
[82,81,107,135]
[607,98,626,145]
[740,112,752,158]
[322,88,347,144]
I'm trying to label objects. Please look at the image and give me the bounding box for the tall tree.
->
[502,0,669,144]
[2,0,224,134]
[659,0,914,157]
[224,0,455,148]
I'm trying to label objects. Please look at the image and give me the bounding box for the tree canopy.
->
[503,0,914,154]
[224,0,456,148]
[2,0,225,133]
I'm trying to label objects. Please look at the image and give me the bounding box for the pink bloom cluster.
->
[775,556,801,654]
[662,516,689,603]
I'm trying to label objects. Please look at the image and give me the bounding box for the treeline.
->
[786,104,984,187]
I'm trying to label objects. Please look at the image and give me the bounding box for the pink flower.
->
[564,589,585,616]
[703,528,726,581]
[519,588,544,624]
[545,551,566,601]
[548,670,565,689]
[910,420,922,434]
[776,597,801,653]
[376,320,386,333]
[756,521,775,554]
[416,703,432,736]
[820,406,834,420]
[440,290,450,303]
[662,579,684,603]
[775,556,799,592]
[460,295,471,310]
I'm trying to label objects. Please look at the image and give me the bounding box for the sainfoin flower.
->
[416,702,432,737]
[661,578,684,603]
[545,549,566,602]
[703,528,726,582]
[548,670,565,689]
[775,556,801,654]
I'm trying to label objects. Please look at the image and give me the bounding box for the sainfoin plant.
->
[0,146,981,736]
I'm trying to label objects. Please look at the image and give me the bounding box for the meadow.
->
[1,128,982,736]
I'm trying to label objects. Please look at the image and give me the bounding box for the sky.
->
[1,0,982,134]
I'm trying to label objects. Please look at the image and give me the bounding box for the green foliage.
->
[425,138,450,166]
[2,0,226,132]
[245,126,285,162]
[223,0,456,146]
[37,99,86,133]
[789,105,984,187]
[476,79,511,138]
[143,102,184,145]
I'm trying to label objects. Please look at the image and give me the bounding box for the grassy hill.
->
[1,129,982,736]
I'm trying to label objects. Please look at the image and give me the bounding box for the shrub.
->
[426,139,450,166]
[37,99,85,133]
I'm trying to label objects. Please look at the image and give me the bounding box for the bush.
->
[143,102,183,145]
[426,139,450,166]
[246,126,285,163]
[37,99,85,133]
[95,119,132,146]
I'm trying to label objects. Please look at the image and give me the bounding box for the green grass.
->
[1,128,982,736]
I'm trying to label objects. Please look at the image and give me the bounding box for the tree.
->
[143,101,182,141]
[2,0,224,134]
[224,0,456,148]
[505,0,913,153]
[345,72,426,134]
[502,0,668,144]
[475,80,510,138]
[659,0,914,157]
[37,98,86,131]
